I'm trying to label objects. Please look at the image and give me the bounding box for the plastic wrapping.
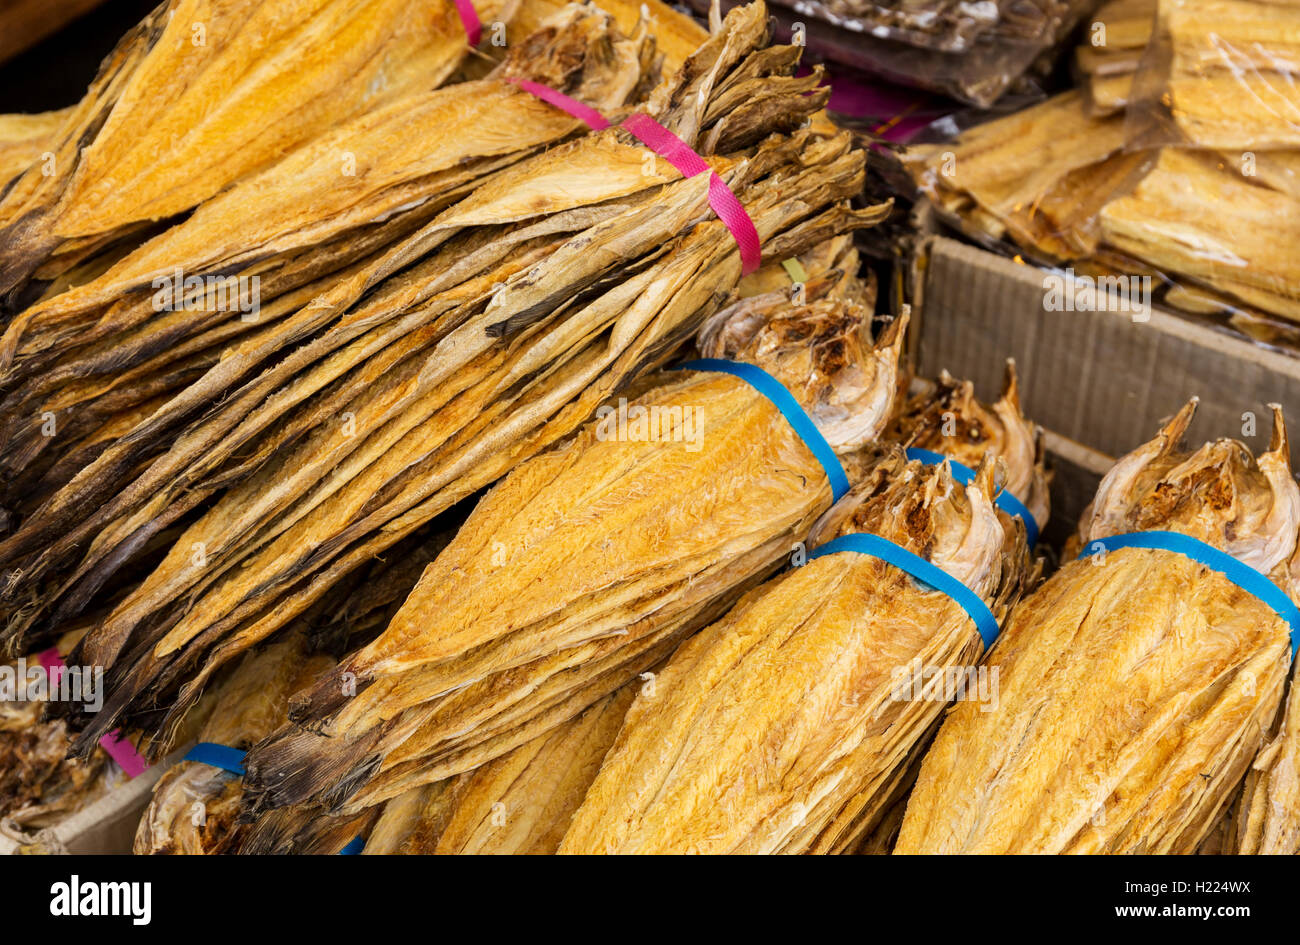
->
[908,90,1300,349]
[1126,0,1300,150]
[1073,0,1154,115]
[683,0,1099,106]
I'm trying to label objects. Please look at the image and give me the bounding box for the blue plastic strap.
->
[905,447,1040,547]
[810,532,1001,648]
[184,741,364,854]
[674,358,850,501]
[1079,531,1300,657]
[184,741,247,775]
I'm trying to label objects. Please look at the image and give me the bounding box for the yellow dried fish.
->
[896,402,1298,854]
[1236,663,1300,853]
[560,449,1034,854]
[243,266,906,820]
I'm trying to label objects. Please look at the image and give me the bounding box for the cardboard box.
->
[911,234,1300,545]
[914,235,1300,464]
[0,745,189,855]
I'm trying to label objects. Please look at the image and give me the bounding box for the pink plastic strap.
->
[622,113,762,274]
[506,79,611,130]
[37,648,149,779]
[454,0,481,46]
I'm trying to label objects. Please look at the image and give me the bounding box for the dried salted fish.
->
[896,402,1298,854]
[42,5,883,776]
[366,681,639,854]
[1236,663,1300,854]
[240,259,905,820]
[133,633,333,855]
[0,0,517,300]
[1099,148,1300,321]
[559,447,1035,854]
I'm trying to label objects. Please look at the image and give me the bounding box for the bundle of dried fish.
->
[1099,148,1300,322]
[240,255,904,821]
[513,0,706,70]
[0,2,624,510]
[559,445,1035,854]
[0,0,515,304]
[1074,0,1154,115]
[35,5,883,766]
[896,402,1298,853]
[1143,0,1300,149]
[364,680,639,854]
[1235,664,1300,854]
[133,632,334,854]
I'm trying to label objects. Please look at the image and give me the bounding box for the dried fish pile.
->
[0,0,513,305]
[895,403,1298,853]
[1235,663,1300,854]
[1074,0,1153,115]
[25,3,886,783]
[908,90,1300,335]
[365,680,640,854]
[133,632,334,855]
[238,251,903,830]
[1,0,630,520]
[560,445,1037,854]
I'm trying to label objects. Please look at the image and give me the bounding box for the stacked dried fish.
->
[0,1,620,517]
[1235,664,1300,854]
[0,3,672,649]
[133,633,334,855]
[1075,0,1154,115]
[1143,0,1300,149]
[364,681,640,854]
[560,446,1036,854]
[909,90,1300,333]
[0,0,514,305]
[896,402,1298,853]
[39,4,884,772]
[239,251,904,828]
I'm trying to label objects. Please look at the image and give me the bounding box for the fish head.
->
[697,284,906,453]
[1082,401,1300,587]
[889,361,1050,532]
[807,447,1031,609]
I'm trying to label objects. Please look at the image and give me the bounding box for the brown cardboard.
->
[915,235,1300,469]
[0,744,190,855]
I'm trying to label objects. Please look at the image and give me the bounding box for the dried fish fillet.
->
[0,110,70,188]
[0,0,517,299]
[896,402,1298,854]
[560,447,1035,854]
[241,265,905,819]
[368,681,639,854]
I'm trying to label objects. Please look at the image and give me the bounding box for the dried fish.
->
[559,447,1035,854]
[37,5,881,774]
[896,402,1298,853]
[366,680,639,854]
[241,255,904,820]
[133,632,334,855]
[0,0,516,302]
[1235,663,1300,854]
